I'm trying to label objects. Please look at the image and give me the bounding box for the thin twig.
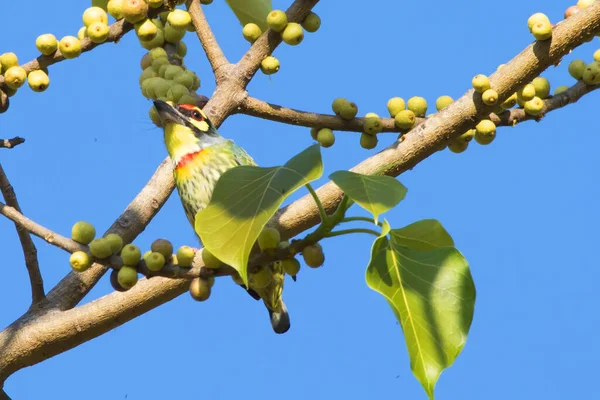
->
[187,0,230,77]
[0,164,44,304]
[0,138,25,149]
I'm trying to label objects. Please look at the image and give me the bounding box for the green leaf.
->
[391,219,454,251]
[329,171,407,224]
[195,144,323,286]
[366,222,475,400]
[225,0,272,31]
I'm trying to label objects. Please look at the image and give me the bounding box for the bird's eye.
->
[191,110,203,121]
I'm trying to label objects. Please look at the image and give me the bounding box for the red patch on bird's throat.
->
[176,150,204,170]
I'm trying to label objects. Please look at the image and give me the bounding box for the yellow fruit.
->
[594,49,600,63]
[27,70,50,93]
[302,243,324,268]
[135,19,158,41]
[500,93,517,109]
[70,251,93,272]
[83,7,109,27]
[71,221,96,244]
[258,227,281,251]
[363,114,383,135]
[316,128,335,148]
[243,23,262,43]
[117,266,138,289]
[164,23,186,43]
[122,0,148,23]
[524,96,544,116]
[0,53,18,71]
[87,21,110,43]
[338,101,358,120]
[167,10,192,29]
[140,30,165,50]
[176,246,195,267]
[104,233,123,254]
[4,66,27,90]
[394,110,416,130]
[282,22,304,45]
[577,0,595,8]
[474,119,496,145]
[387,97,406,117]
[332,97,350,115]
[121,244,141,265]
[527,13,550,31]
[517,83,536,103]
[302,12,321,33]
[564,5,581,18]
[531,77,550,99]
[145,252,166,271]
[89,238,113,259]
[481,89,499,106]
[267,10,288,32]
[448,140,468,154]
[472,74,491,93]
[36,34,58,56]
[282,258,301,276]
[107,0,125,19]
[407,96,427,116]
[553,85,569,95]
[260,56,280,75]
[457,129,476,143]
[582,61,600,85]
[202,248,222,269]
[435,95,453,111]
[77,27,88,40]
[59,36,82,59]
[189,277,211,301]
[147,0,163,7]
[360,132,378,149]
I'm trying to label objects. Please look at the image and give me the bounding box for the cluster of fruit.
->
[241,10,321,75]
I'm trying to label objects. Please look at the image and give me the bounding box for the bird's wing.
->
[230,141,258,166]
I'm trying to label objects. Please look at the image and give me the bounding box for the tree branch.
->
[187,0,229,77]
[0,138,25,149]
[0,165,44,305]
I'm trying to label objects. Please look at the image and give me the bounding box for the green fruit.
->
[149,105,162,126]
[176,246,195,267]
[145,252,166,271]
[71,221,96,244]
[191,73,201,90]
[282,258,301,276]
[332,97,350,115]
[151,238,173,259]
[70,251,93,272]
[531,20,552,40]
[87,22,110,43]
[135,19,158,41]
[110,269,127,292]
[36,34,58,56]
[149,47,167,60]
[360,132,378,149]
[302,12,321,33]
[316,128,335,148]
[83,7,109,27]
[147,77,171,99]
[569,59,586,80]
[475,119,496,145]
[258,227,281,251]
[122,0,148,23]
[139,66,156,85]
[242,23,262,43]
[163,65,183,80]
[517,83,536,103]
[4,67,27,90]
[201,0,213,4]
[531,77,550,99]
[435,95,453,111]
[394,110,416,130]
[524,96,544,116]
[27,70,49,93]
[77,27,88,40]
[302,243,324,268]
[363,115,383,135]
[260,56,280,75]
[582,61,600,85]
[140,30,165,50]
[202,248,222,269]
[472,74,491,93]
[121,244,141,265]
[448,140,468,154]
[151,57,170,72]
[176,41,187,57]
[310,127,319,140]
[140,53,153,70]
[173,70,195,89]
[500,93,517,109]
[164,23,186,43]
[118,266,138,289]
[107,0,125,19]
[457,129,476,143]
[147,0,163,7]
[189,277,211,301]
[267,10,288,32]
[407,96,427,116]
[387,97,406,117]
[527,12,550,31]
[338,101,358,120]
[251,267,271,288]
[231,272,244,285]
[167,83,189,103]
[481,89,498,106]
[89,238,113,259]
[167,9,192,29]
[594,49,600,63]
[104,233,123,254]
[59,36,82,59]
[553,85,569,95]
[282,22,304,45]
[177,93,199,105]
[0,53,18,71]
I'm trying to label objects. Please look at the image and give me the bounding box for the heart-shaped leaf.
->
[225,0,272,31]
[366,220,475,399]
[329,171,407,223]
[195,144,323,285]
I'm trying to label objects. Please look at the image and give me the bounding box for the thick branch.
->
[187,0,229,76]
[0,165,44,305]
[0,138,25,149]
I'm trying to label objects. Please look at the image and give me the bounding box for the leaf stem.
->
[324,228,381,238]
[306,183,328,225]
[340,216,382,226]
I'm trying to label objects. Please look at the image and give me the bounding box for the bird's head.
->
[153,100,224,161]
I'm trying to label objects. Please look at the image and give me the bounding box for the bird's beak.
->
[153,100,187,126]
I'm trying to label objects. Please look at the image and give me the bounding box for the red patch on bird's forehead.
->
[178,104,197,110]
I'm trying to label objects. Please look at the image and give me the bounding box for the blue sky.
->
[1,1,599,399]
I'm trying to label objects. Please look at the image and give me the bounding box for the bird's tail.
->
[247,261,291,334]
[268,300,290,334]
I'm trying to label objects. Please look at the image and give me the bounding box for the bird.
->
[152,99,290,334]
